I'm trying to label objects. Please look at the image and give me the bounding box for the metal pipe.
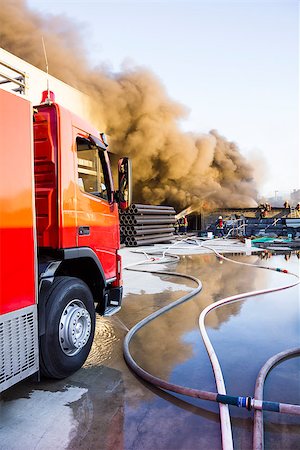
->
[131,208,176,215]
[132,217,176,225]
[133,232,174,242]
[133,227,175,236]
[132,224,175,231]
[130,214,175,221]
[125,236,137,246]
[131,204,175,211]
[127,218,134,225]
[127,234,174,246]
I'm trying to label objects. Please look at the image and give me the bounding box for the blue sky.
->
[27,0,299,197]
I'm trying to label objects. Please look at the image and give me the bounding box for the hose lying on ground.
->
[122,237,300,450]
[253,348,300,450]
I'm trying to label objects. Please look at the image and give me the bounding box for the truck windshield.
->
[76,137,109,201]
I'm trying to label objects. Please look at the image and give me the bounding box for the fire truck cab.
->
[0,61,131,390]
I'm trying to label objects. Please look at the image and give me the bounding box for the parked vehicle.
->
[0,58,131,391]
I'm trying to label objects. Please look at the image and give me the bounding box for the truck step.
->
[103,306,121,317]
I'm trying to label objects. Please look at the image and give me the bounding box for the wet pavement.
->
[1,250,299,450]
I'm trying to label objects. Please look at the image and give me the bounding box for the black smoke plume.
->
[1,0,258,210]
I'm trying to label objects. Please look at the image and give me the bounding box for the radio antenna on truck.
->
[41,36,51,103]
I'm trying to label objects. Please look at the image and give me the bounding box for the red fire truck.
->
[0,61,131,391]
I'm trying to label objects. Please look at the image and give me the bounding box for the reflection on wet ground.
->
[0,252,299,449]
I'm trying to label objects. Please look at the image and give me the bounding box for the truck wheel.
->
[40,276,95,379]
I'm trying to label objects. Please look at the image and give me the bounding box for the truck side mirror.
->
[118,157,132,210]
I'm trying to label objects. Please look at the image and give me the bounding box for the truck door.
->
[74,134,119,280]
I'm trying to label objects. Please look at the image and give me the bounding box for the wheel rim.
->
[59,299,92,356]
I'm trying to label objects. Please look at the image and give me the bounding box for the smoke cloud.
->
[1,0,258,210]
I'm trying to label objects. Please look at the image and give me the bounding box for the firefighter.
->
[296,203,300,212]
[178,217,184,234]
[216,215,225,237]
[183,216,188,234]
[283,200,290,209]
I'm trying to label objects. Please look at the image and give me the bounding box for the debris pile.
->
[120,204,176,247]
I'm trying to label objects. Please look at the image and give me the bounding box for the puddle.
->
[122,265,192,298]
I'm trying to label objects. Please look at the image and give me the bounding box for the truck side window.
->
[76,137,108,201]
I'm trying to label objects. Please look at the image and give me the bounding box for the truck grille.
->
[0,305,39,392]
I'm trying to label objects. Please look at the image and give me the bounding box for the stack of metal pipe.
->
[120,204,176,247]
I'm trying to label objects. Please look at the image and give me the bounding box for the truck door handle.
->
[78,226,90,236]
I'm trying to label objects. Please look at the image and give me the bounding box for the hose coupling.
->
[246,396,252,410]
[238,396,252,410]
[216,394,252,410]
[275,268,288,273]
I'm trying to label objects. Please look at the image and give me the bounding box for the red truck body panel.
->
[34,103,120,281]
[0,90,37,314]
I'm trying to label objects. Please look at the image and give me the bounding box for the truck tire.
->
[40,276,96,379]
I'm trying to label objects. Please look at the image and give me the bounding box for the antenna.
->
[41,36,51,103]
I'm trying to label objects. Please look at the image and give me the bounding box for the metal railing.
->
[0,60,26,94]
